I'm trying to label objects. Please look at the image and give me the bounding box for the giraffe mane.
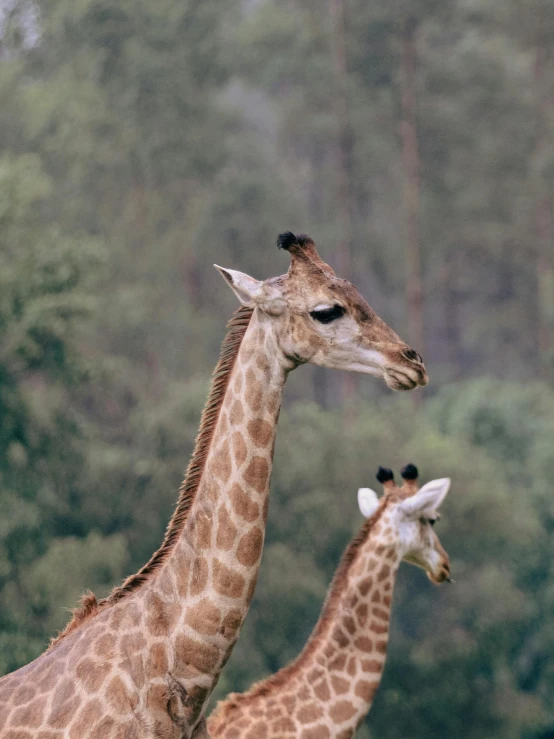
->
[50,305,254,648]
[209,496,392,724]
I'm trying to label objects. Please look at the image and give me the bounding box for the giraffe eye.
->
[420,517,437,526]
[310,305,346,324]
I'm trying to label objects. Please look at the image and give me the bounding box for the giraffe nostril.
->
[402,348,422,363]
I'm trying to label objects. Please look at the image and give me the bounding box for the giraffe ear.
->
[399,478,451,518]
[357,488,380,518]
[215,266,263,306]
[215,265,286,314]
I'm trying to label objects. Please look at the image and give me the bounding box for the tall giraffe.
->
[208,465,451,739]
[0,233,427,739]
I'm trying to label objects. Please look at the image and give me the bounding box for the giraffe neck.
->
[207,510,402,739]
[305,528,400,735]
[139,307,288,729]
[0,309,290,739]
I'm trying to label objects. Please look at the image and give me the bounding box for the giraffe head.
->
[358,464,451,583]
[215,231,428,390]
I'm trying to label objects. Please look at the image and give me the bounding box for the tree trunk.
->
[534,43,554,383]
[330,0,354,280]
[440,249,463,379]
[399,17,425,368]
[329,0,356,406]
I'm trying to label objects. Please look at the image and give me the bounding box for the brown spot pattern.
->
[145,593,179,636]
[354,636,373,653]
[301,726,330,739]
[332,626,349,648]
[175,634,220,674]
[329,654,347,672]
[68,699,102,739]
[313,680,331,702]
[233,371,243,395]
[12,685,36,704]
[355,679,379,702]
[48,694,78,729]
[213,559,246,598]
[297,702,323,723]
[245,370,263,409]
[89,718,116,738]
[230,483,260,522]
[120,632,146,655]
[147,643,168,675]
[343,615,356,635]
[95,633,116,659]
[212,445,232,482]
[282,693,297,712]
[371,621,388,635]
[362,658,383,672]
[11,695,47,728]
[243,457,270,494]
[216,505,238,551]
[221,608,242,637]
[189,556,209,597]
[185,598,222,636]
[193,512,213,550]
[232,432,248,468]
[308,667,324,682]
[75,658,109,693]
[247,419,273,447]
[106,676,137,714]
[272,716,295,732]
[236,527,264,567]
[329,700,357,723]
[356,603,368,625]
[229,400,244,426]
[331,675,349,694]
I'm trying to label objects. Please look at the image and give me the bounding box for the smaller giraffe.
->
[208,464,451,739]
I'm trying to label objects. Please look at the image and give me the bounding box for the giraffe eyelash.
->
[309,305,346,324]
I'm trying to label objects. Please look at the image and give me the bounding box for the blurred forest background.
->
[1,0,554,736]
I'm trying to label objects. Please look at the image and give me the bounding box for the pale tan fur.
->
[0,235,427,739]
[208,472,450,739]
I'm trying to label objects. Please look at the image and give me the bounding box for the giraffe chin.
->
[427,567,451,585]
[384,369,418,392]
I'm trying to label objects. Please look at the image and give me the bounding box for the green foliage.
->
[1,0,554,736]
[0,147,125,674]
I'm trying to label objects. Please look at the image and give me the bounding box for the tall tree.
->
[398,15,425,362]
[531,18,554,383]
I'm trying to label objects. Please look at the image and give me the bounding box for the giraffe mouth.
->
[384,368,419,391]
[383,354,428,390]
[428,563,451,585]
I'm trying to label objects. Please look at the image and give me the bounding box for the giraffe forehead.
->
[277,272,371,314]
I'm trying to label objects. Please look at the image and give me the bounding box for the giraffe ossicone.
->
[0,234,427,739]
[208,465,451,739]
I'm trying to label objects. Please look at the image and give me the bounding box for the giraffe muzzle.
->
[428,560,452,585]
[384,364,428,391]
[383,346,428,391]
